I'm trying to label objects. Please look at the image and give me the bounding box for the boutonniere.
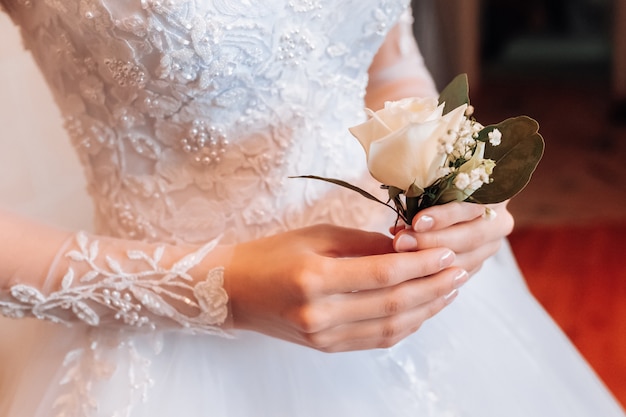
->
[294,74,545,225]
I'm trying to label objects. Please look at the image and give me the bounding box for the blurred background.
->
[413,0,626,407]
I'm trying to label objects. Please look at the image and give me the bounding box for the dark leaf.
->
[438,73,470,115]
[405,183,424,198]
[471,116,545,203]
[290,175,391,208]
[387,186,404,202]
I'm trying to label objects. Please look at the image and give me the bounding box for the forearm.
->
[365,9,438,110]
[0,209,233,334]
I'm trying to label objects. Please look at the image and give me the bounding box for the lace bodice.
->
[6,0,408,245]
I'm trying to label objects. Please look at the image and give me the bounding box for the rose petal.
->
[442,104,468,133]
[349,117,391,156]
[405,120,450,188]
[368,120,442,190]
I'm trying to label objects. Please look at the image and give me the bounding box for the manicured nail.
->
[453,270,469,289]
[439,250,455,268]
[444,289,458,304]
[395,234,418,252]
[413,215,434,232]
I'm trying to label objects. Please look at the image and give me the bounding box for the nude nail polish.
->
[454,270,469,289]
[395,234,418,252]
[439,250,455,268]
[444,289,458,303]
[413,215,434,232]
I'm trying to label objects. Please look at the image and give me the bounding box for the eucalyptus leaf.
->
[291,175,392,209]
[471,116,545,203]
[438,73,470,115]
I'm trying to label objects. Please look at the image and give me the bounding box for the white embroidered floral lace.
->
[3,0,410,248]
[1,231,229,334]
[0,0,417,332]
[0,1,439,415]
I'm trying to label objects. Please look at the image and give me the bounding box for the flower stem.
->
[405,196,421,225]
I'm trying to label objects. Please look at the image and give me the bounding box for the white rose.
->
[349,97,468,191]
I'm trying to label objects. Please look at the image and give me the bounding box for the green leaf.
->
[387,186,404,201]
[470,116,545,203]
[290,175,392,208]
[405,183,424,198]
[438,73,470,115]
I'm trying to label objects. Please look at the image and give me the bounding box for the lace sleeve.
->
[0,213,230,336]
[365,7,438,110]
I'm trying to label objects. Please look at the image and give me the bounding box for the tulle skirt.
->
[2,242,624,417]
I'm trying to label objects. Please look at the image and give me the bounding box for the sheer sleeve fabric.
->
[0,211,230,336]
[365,7,438,110]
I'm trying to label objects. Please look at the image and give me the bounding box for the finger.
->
[319,267,468,328]
[395,219,485,253]
[389,219,409,236]
[303,292,458,353]
[453,239,503,276]
[324,247,456,293]
[392,202,511,236]
[411,202,485,232]
[394,208,513,253]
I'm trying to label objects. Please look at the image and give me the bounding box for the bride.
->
[0,1,623,416]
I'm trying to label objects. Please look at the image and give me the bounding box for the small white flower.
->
[469,178,484,190]
[471,121,484,134]
[454,172,471,190]
[483,207,498,220]
[488,129,502,146]
[438,166,453,177]
[458,135,472,148]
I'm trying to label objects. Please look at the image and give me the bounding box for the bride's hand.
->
[225,224,467,353]
[391,201,515,275]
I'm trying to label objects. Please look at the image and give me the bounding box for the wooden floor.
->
[509,223,626,407]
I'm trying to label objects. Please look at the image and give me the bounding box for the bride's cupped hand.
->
[391,201,515,276]
[225,224,467,352]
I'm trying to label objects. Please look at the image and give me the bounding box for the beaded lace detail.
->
[0,232,229,335]
[1,1,409,414]
[6,0,407,246]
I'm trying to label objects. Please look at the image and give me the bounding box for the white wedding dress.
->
[0,1,624,416]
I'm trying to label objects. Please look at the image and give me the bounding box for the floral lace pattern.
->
[0,232,229,335]
[1,1,408,415]
[7,0,407,246]
[53,333,156,417]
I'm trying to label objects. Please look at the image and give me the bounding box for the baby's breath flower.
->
[471,121,483,135]
[439,139,454,155]
[438,166,453,176]
[488,129,502,146]
[468,169,485,190]
[454,172,471,190]
[483,207,498,220]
